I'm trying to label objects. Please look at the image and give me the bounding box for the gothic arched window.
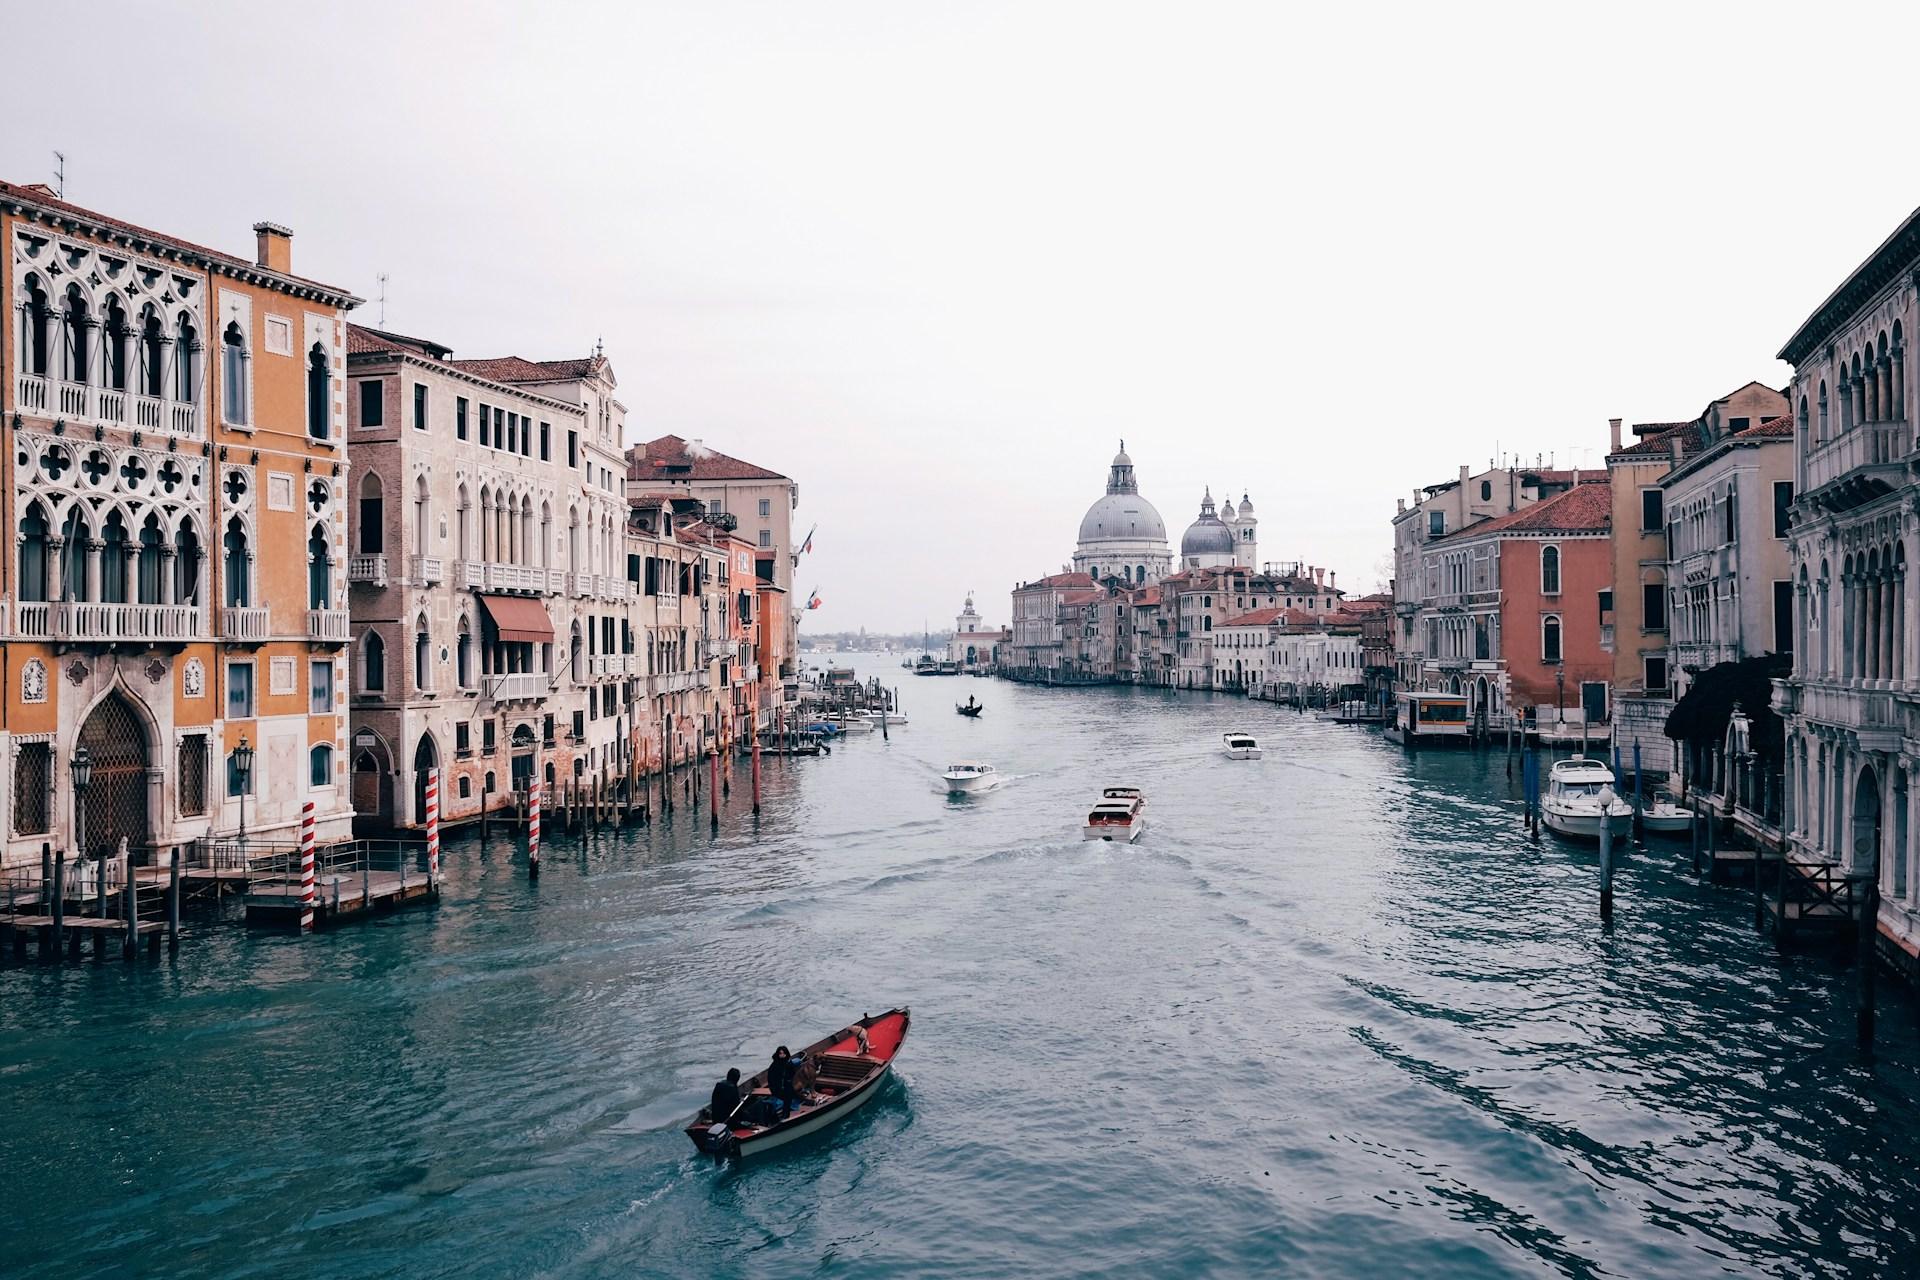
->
[221,321,247,424]
[223,516,250,607]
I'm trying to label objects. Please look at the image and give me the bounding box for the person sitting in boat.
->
[709,1067,743,1126]
[768,1045,800,1117]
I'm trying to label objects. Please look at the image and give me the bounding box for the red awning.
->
[477,593,555,644]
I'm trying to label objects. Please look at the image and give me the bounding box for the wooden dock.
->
[245,867,437,926]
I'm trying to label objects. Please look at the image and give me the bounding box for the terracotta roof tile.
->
[627,434,788,482]
[347,323,451,359]
[1022,571,1096,589]
[1440,480,1612,538]
[448,354,603,383]
[1734,414,1794,440]
[1611,423,1705,459]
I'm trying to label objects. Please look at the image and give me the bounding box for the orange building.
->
[1416,480,1615,726]
[2,182,358,866]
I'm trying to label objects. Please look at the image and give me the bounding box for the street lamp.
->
[71,745,93,862]
[1555,669,1566,725]
[233,735,255,851]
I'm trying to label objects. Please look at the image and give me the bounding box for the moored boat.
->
[1641,798,1693,835]
[1221,731,1262,760]
[1541,756,1632,840]
[686,1008,910,1158]
[956,695,984,718]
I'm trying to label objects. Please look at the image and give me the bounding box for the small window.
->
[177,735,208,818]
[310,660,334,714]
[758,530,772,548]
[477,403,491,447]
[456,396,469,441]
[1773,482,1794,538]
[567,430,578,467]
[221,323,249,425]
[13,741,50,834]
[1728,417,1749,433]
[1479,480,1491,501]
[758,498,772,518]
[458,776,472,798]
[482,720,497,753]
[1644,656,1668,692]
[1428,511,1444,537]
[310,744,334,788]
[1597,589,1613,617]
[1541,615,1563,664]
[1640,488,1663,533]
[358,379,384,427]
[1773,580,1794,655]
[455,722,471,756]
[1540,545,1562,595]
[413,383,428,431]
[539,421,551,460]
[227,661,255,719]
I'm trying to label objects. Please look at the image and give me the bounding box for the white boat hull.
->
[1541,803,1632,840]
[944,775,994,795]
[1223,747,1262,760]
[1083,818,1146,843]
[1641,806,1693,834]
[739,1063,893,1157]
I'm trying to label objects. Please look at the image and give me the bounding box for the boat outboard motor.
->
[704,1122,738,1157]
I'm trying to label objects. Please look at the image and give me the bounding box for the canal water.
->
[4,657,1918,1279]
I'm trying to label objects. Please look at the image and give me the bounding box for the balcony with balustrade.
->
[409,556,444,586]
[13,373,202,438]
[7,600,205,643]
[1803,419,1914,504]
[348,555,388,587]
[487,672,550,702]
[307,609,351,644]
[221,606,270,643]
[454,561,557,595]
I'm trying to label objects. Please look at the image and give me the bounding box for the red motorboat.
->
[686,1008,910,1158]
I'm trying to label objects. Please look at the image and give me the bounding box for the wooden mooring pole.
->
[1858,870,1879,1048]
[166,847,181,954]
[121,852,137,959]
[50,852,65,961]
[709,746,720,833]
[751,709,763,815]
[1631,742,1644,843]
[528,778,541,882]
[1598,804,1615,922]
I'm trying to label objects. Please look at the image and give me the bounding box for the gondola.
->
[956,696,984,718]
[686,1008,910,1158]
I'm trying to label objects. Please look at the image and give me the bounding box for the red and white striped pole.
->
[425,768,440,884]
[527,776,542,881]
[298,800,316,933]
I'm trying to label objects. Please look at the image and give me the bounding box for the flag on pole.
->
[799,525,815,556]
[805,586,822,611]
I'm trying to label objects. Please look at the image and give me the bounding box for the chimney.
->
[1668,434,1683,467]
[1329,571,1337,590]
[253,222,293,273]
[1396,497,1406,514]
[1609,417,1622,453]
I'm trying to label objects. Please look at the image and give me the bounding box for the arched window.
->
[540,502,552,569]
[415,617,431,691]
[359,473,384,554]
[22,277,52,377]
[1539,544,1561,595]
[1541,614,1563,663]
[459,775,472,799]
[137,514,165,604]
[457,618,472,688]
[1480,480,1492,501]
[364,630,387,692]
[308,523,331,609]
[455,484,470,560]
[570,621,585,683]
[307,343,330,439]
[309,743,334,788]
[1817,380,1828,438]
[1202,616,1213,632]
[175,520,201,605]
[175,313,198,404]
[62,286,91,385]
[139,308,165,397]
[413,474,431,555]
[1136,564,1146,581]
[60,509,89,601]
[223,516,250,607]
[221,321,247,424]
[104,298,129,392]
[19,503,50,602]
[1797,395,1809,438]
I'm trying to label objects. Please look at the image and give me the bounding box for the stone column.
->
[159,547,177,607]
[1865,572,1880,683]
[84,538,102,602]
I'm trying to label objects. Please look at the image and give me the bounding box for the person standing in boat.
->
[768,1045,800,1117]
[710,1068,743,1126]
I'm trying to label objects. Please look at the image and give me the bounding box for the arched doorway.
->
[78,692,150,860]
[1851,764,1882,877]
[353,732,393,830]
[510,723,536,794]
[413,734,439,826]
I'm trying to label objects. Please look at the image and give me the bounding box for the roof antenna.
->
[52,150,65,199]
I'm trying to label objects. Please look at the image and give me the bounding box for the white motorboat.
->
[1222,731,1262,760]
[825,712,875,733]
[1083,787,1147,842]
[867,710,909,726]
[942,762,997,795]
[1540,756,1632,841]
[1641,798,1694,836]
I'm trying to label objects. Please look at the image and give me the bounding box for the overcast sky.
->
[9,2,1917,630]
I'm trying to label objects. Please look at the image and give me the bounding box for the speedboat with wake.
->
[686,1008,910,1158]
[942,762,998,795]
[1083,786,1147,842]
[1221,731,1261,760]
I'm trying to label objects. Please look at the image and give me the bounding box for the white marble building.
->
[1073,444,1172,585]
